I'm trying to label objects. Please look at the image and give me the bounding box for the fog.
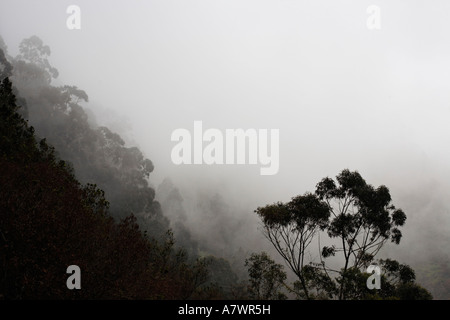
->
[1,0,449,297]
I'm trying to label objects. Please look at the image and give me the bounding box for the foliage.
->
[156,178,198,259]
[255,169,432,300]
[245,252,287,300]
[316,169,407,299]
[0,74,208,299]
[255,193,329,299]
[7,35,169,241]
[194,255,248,299]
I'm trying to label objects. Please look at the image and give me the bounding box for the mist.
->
[1,0,449,299]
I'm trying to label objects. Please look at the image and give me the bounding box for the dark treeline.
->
[0,35,242,299]
[0,55,211,299]
[0,35,444,300]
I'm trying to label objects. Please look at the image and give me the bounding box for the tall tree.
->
[255,193,329,299]
[315,169,406,299]
[254,169,419,300]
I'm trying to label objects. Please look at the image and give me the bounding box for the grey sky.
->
[1,0,450,209]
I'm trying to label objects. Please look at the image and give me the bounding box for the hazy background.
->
[1,0,449,293]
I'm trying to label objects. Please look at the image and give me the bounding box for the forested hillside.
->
[0,35,445,300]
[0,35,247,299]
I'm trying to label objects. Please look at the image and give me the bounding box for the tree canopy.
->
[0,51,209,299]
[255,169,431,300]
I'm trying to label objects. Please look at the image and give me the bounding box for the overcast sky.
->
[1,0,450,209]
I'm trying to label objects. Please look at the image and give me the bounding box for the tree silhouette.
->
[315,169,406,299]
[254,169,431,300]
[255,193,329,299]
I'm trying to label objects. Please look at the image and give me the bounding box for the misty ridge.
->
[0,34,449,300]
